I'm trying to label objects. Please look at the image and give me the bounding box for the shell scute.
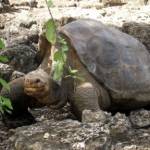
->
[60,19,150,100]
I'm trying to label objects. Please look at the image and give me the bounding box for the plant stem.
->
[44,0,57,34]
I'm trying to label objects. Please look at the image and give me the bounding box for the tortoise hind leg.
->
[0,77,36,128]
[70,81,111,121]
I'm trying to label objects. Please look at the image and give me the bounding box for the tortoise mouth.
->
[24,77,67,108]
[24,77,49,99]
[24,78,46,89]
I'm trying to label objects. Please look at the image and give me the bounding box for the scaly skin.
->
[24,34,54,105]
[0,33,111,124]
[24,34,112,120]
[24,69,52,105]
[67,46,111,119]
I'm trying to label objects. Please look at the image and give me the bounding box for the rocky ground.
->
[0,0,150,149]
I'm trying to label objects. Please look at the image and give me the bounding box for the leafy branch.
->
[0,38,13,114]
[44,0,82,85]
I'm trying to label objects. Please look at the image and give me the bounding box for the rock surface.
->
[6,108,150,150]
[0,63,14,81]
[0,0,10,12]
[0,0,150,149]
[0,42,39,82]
[130,109,150,128]
[122,22,150,51]
[0,22,40,81]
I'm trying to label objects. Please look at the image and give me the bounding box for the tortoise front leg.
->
[70,81,111,121]
[70,82,99,120]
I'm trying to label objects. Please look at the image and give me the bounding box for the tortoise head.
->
[24,34,69,108]
[24,69,52,105]
[24,34,53,105]
[24,68,69,108]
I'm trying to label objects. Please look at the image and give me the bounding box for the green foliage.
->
[47,0,53,7]
[45,19,56,45]
[0,39,9,63]
[52,37,68,83]
[0,38,13,114]
[0,96,13,114]
[66,66,84,81]
[0,39,5,49]
[0,78,10,92]
[53,61,64,83]
[0,56,9,63]
[45,0,83,84]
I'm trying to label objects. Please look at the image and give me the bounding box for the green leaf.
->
[0,96,12,114]
[54,50,67,62]
[47,0,53,7]
[0,39,5,50]
[1,96,13,110]
[4,109,12,114]
[68,66,78,74]
[54,51,63,61]
[45,19,56,45]
[59,37,68,52]
[0,56,9,63]
[0,78,10,91]
[72,75,84,81]
[53,62,64,83]
[59,37,67,45]
[71,70,78,74]
[61,44,68,52]
[69,68,78,74]
[0,105,4,114]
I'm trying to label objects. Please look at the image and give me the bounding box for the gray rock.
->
[0,0,10,12]
[10,71,25,81]
[109,113,131,136]
[122,22,150,51]
[28,0,38,8]
[126,0,150,5]
[0,44,38,73]
[2,0,9,5]
[11,0,37,8]
[82,109,110,124]
[10,119,109,150]
[20,20,37,29]
[0,23,4,29]
[102,0,125,6]
[0,62,14,81]
[102,0,150,6]
[7,109,150,150]
[130,109,150,128]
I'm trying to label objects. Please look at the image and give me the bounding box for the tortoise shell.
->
[60,19,150,102]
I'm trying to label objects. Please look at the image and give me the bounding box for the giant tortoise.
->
[1,19,150,121]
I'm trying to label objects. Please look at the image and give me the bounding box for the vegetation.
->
[0,39,13,114]
[0,0,81,113]
[45,0,82,85]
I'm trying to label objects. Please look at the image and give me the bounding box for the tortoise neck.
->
[38,50,50,72]
[37,34,52,74]
[68,47,94,84]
